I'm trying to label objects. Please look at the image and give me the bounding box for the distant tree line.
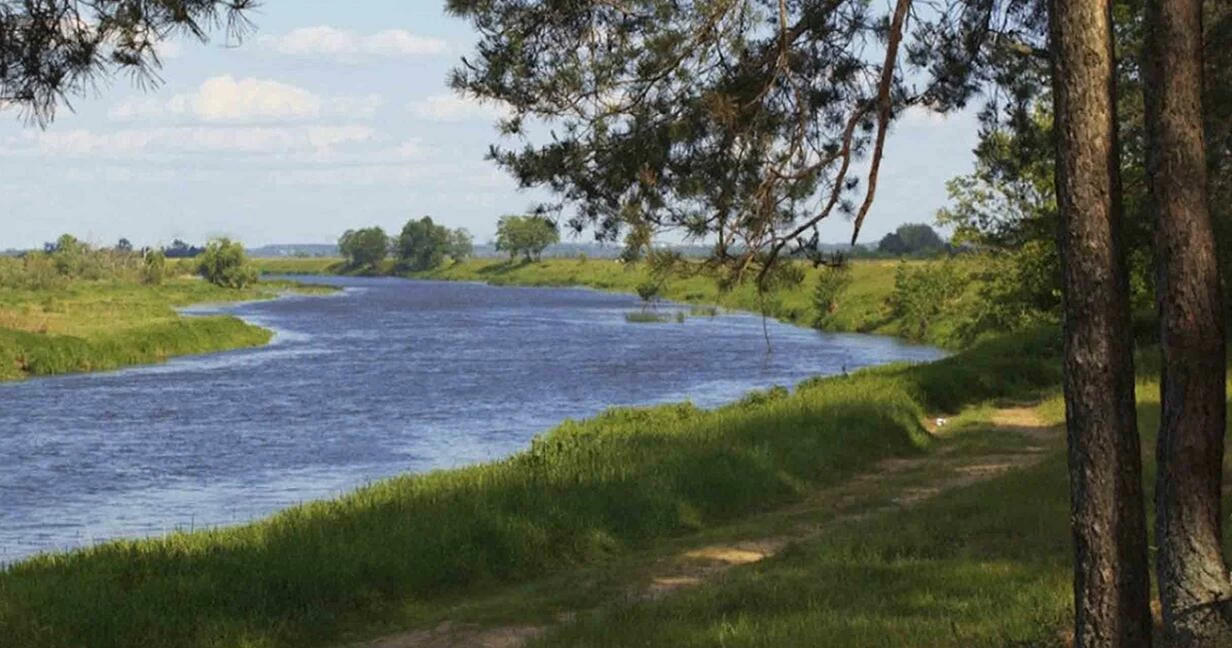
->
[876,224,949,257]
[338,217,474,271]
[3,234,256,290]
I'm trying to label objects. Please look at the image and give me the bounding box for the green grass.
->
[624,310,674,323]
[530,414,1075,647]
[0,277,332,381]
[254,256,988,349]
[251,257,347,276]
[523,355,1232,648]
[0,328,1063,648]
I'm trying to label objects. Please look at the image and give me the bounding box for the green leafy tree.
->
[495,216,559,262]
[877,224,946,256]
[50,234,87,277]
[396,217,450,271]
[447,0,951,285]
[887,261,966,342]
[447,228,474,263]
[116,238,134,254]
[198,238,256,289]
[339,228,390,269]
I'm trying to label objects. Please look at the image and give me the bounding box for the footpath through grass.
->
[529,360,1232,648]
[0,327,1064,648]
[0,277,329,381]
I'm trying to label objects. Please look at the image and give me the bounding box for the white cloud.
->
[12,124,375,158]
[407,94,511,123]
[109,76,383,123]
[259,26,448,58]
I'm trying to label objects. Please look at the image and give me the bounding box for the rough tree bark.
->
[1144,0,1232,644]
[1049,0,1154,645]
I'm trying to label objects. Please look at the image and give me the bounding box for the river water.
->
[0,276,944,564]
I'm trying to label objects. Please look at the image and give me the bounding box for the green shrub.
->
[812,265,854,328]
[0,254,65,290]
[888,260,968,342]
[198,239,258,289]
[635,280,662,305]
[142,250,167,286]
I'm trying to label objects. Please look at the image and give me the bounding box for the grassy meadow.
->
[0,269,332,381]
[0,327,1068,648]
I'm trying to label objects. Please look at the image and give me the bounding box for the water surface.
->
[0,276,944,564]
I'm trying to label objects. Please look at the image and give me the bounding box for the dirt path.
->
[345,407,1060,648]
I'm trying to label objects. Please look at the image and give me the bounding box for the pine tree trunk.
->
[1144,0,1232,644]
[1049,0,1154,645]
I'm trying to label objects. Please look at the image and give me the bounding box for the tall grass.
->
[0,277,327,381]
[0,317,270,380]
[535,449,1076,648]
[252,257,347,276]
[0,329,1063,648]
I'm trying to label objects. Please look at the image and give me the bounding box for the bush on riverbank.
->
[0,327,1063,648]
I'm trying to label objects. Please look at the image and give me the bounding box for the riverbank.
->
[0,277,333,381]
[254,257,990,349]
[0,327,1068,648]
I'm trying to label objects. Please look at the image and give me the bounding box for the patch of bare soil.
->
[348,622,545,648]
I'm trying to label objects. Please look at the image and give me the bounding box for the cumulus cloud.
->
[12,124,375,158]
[109,76,383,122]
[259,26,448,58]
[407,94,511,123]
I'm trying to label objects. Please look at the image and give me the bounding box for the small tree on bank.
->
[339,228,390,269]
[198,239,256,289]
[447,228,474,263]
[495,215,559,262]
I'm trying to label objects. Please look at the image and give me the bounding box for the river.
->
[0,276,944,564]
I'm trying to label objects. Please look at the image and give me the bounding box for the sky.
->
[0,0,984,250]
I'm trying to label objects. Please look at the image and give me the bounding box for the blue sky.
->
[0,1,983,250]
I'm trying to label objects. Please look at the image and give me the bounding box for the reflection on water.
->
[0,276,944,564]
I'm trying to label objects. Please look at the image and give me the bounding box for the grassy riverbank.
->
[255,256,991,349]
[0,328,1064,648]
[0,277,329,381]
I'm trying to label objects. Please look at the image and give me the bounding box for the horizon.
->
[0,0,981,251]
